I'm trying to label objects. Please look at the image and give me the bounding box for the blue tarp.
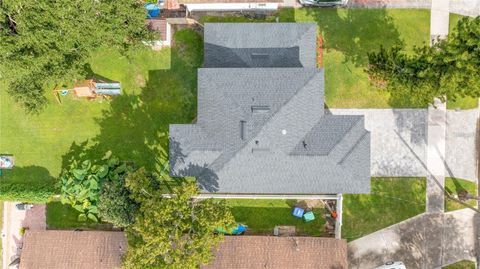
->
[145,3,160,18]
[215,224,247,235]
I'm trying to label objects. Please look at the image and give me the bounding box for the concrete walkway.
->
[331,109,427,177]
[430,0,450,43]
[348,209,476,269]
[445,108,480,182]
[426,99,447,213]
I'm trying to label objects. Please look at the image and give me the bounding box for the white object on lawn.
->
[373,261,406,269]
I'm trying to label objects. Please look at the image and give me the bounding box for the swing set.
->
[53,79,122,104]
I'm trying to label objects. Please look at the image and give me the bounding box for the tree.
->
[59,151,131,222]
[98,171,139,228]
[0,0,151,112]
[123,168,235,269]
[366,16,480,106]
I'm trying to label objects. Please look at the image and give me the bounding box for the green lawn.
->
[295,8,432,108]
[447,96,478,110]
[228,199,326,236]
[342,177,426,241]
[0,29,203,201]
[46,201,114,230]
[443,260,476,269]
[445,177,478,212]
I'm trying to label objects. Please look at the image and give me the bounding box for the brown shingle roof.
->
[202,236,348,269]
[146,19,167,41]
[19,231,127,269]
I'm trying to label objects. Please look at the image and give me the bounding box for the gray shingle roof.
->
[169,23,370,194]
[204,23,317,68]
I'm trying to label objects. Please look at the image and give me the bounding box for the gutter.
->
[191,193,339,200]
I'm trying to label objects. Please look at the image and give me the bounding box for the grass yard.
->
[294,8,432,108]
[46,201,114,230]
[0,29,203,201]
[445,177,478,212]
[342,177,426,241]
[443,260,476,269]
[228,199,326,236]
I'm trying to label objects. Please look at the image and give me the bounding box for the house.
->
[166,0,282,12]
[145,18,172,49]
[169,23,371,197]
[18,231,348,269]
[202,236,348,269]
[19,231,127,269]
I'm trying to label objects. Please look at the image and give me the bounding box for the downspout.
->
[335,194,343,240]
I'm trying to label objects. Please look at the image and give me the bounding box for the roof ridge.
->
[295,23,317,48]
[337,130,369,165]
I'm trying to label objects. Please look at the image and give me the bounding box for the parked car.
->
[373,261,406,269]
[15,203,33,211]
[298,0,341,7]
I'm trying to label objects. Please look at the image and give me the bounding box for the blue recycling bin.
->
[145,3,160,18]
[292,207,304,218]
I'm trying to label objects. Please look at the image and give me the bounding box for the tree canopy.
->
[0,0,150,112]
[123,168,235,269]
[98,170,139,228]
[366,16,480,106]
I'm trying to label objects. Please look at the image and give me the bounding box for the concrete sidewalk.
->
[348,210,476,269]
[426,99,447,213]
[430,0,450,43]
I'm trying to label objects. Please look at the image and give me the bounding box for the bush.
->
[98,173,138,228]
[59,151,132,222]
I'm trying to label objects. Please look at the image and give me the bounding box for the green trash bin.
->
[303,211,315,222]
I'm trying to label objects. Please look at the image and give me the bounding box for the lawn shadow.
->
[0,165,56,202]
[83,64,117,83]
[301,8,403,67]
[60,29,202,180]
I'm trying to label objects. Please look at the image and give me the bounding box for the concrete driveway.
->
[1,202,45,269]
[348,210,476,269]
[331,109,427,177]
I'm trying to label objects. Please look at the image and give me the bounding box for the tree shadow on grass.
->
[301,8,403,67]
[0,165,55,202]
[61,29,202,182]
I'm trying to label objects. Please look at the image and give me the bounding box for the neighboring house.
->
[169,23,371,197]
[19,231,127,269]
[202,236,348,269]
[145,18,172,49]
[165,0,282,12]
[18,231,348,269]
